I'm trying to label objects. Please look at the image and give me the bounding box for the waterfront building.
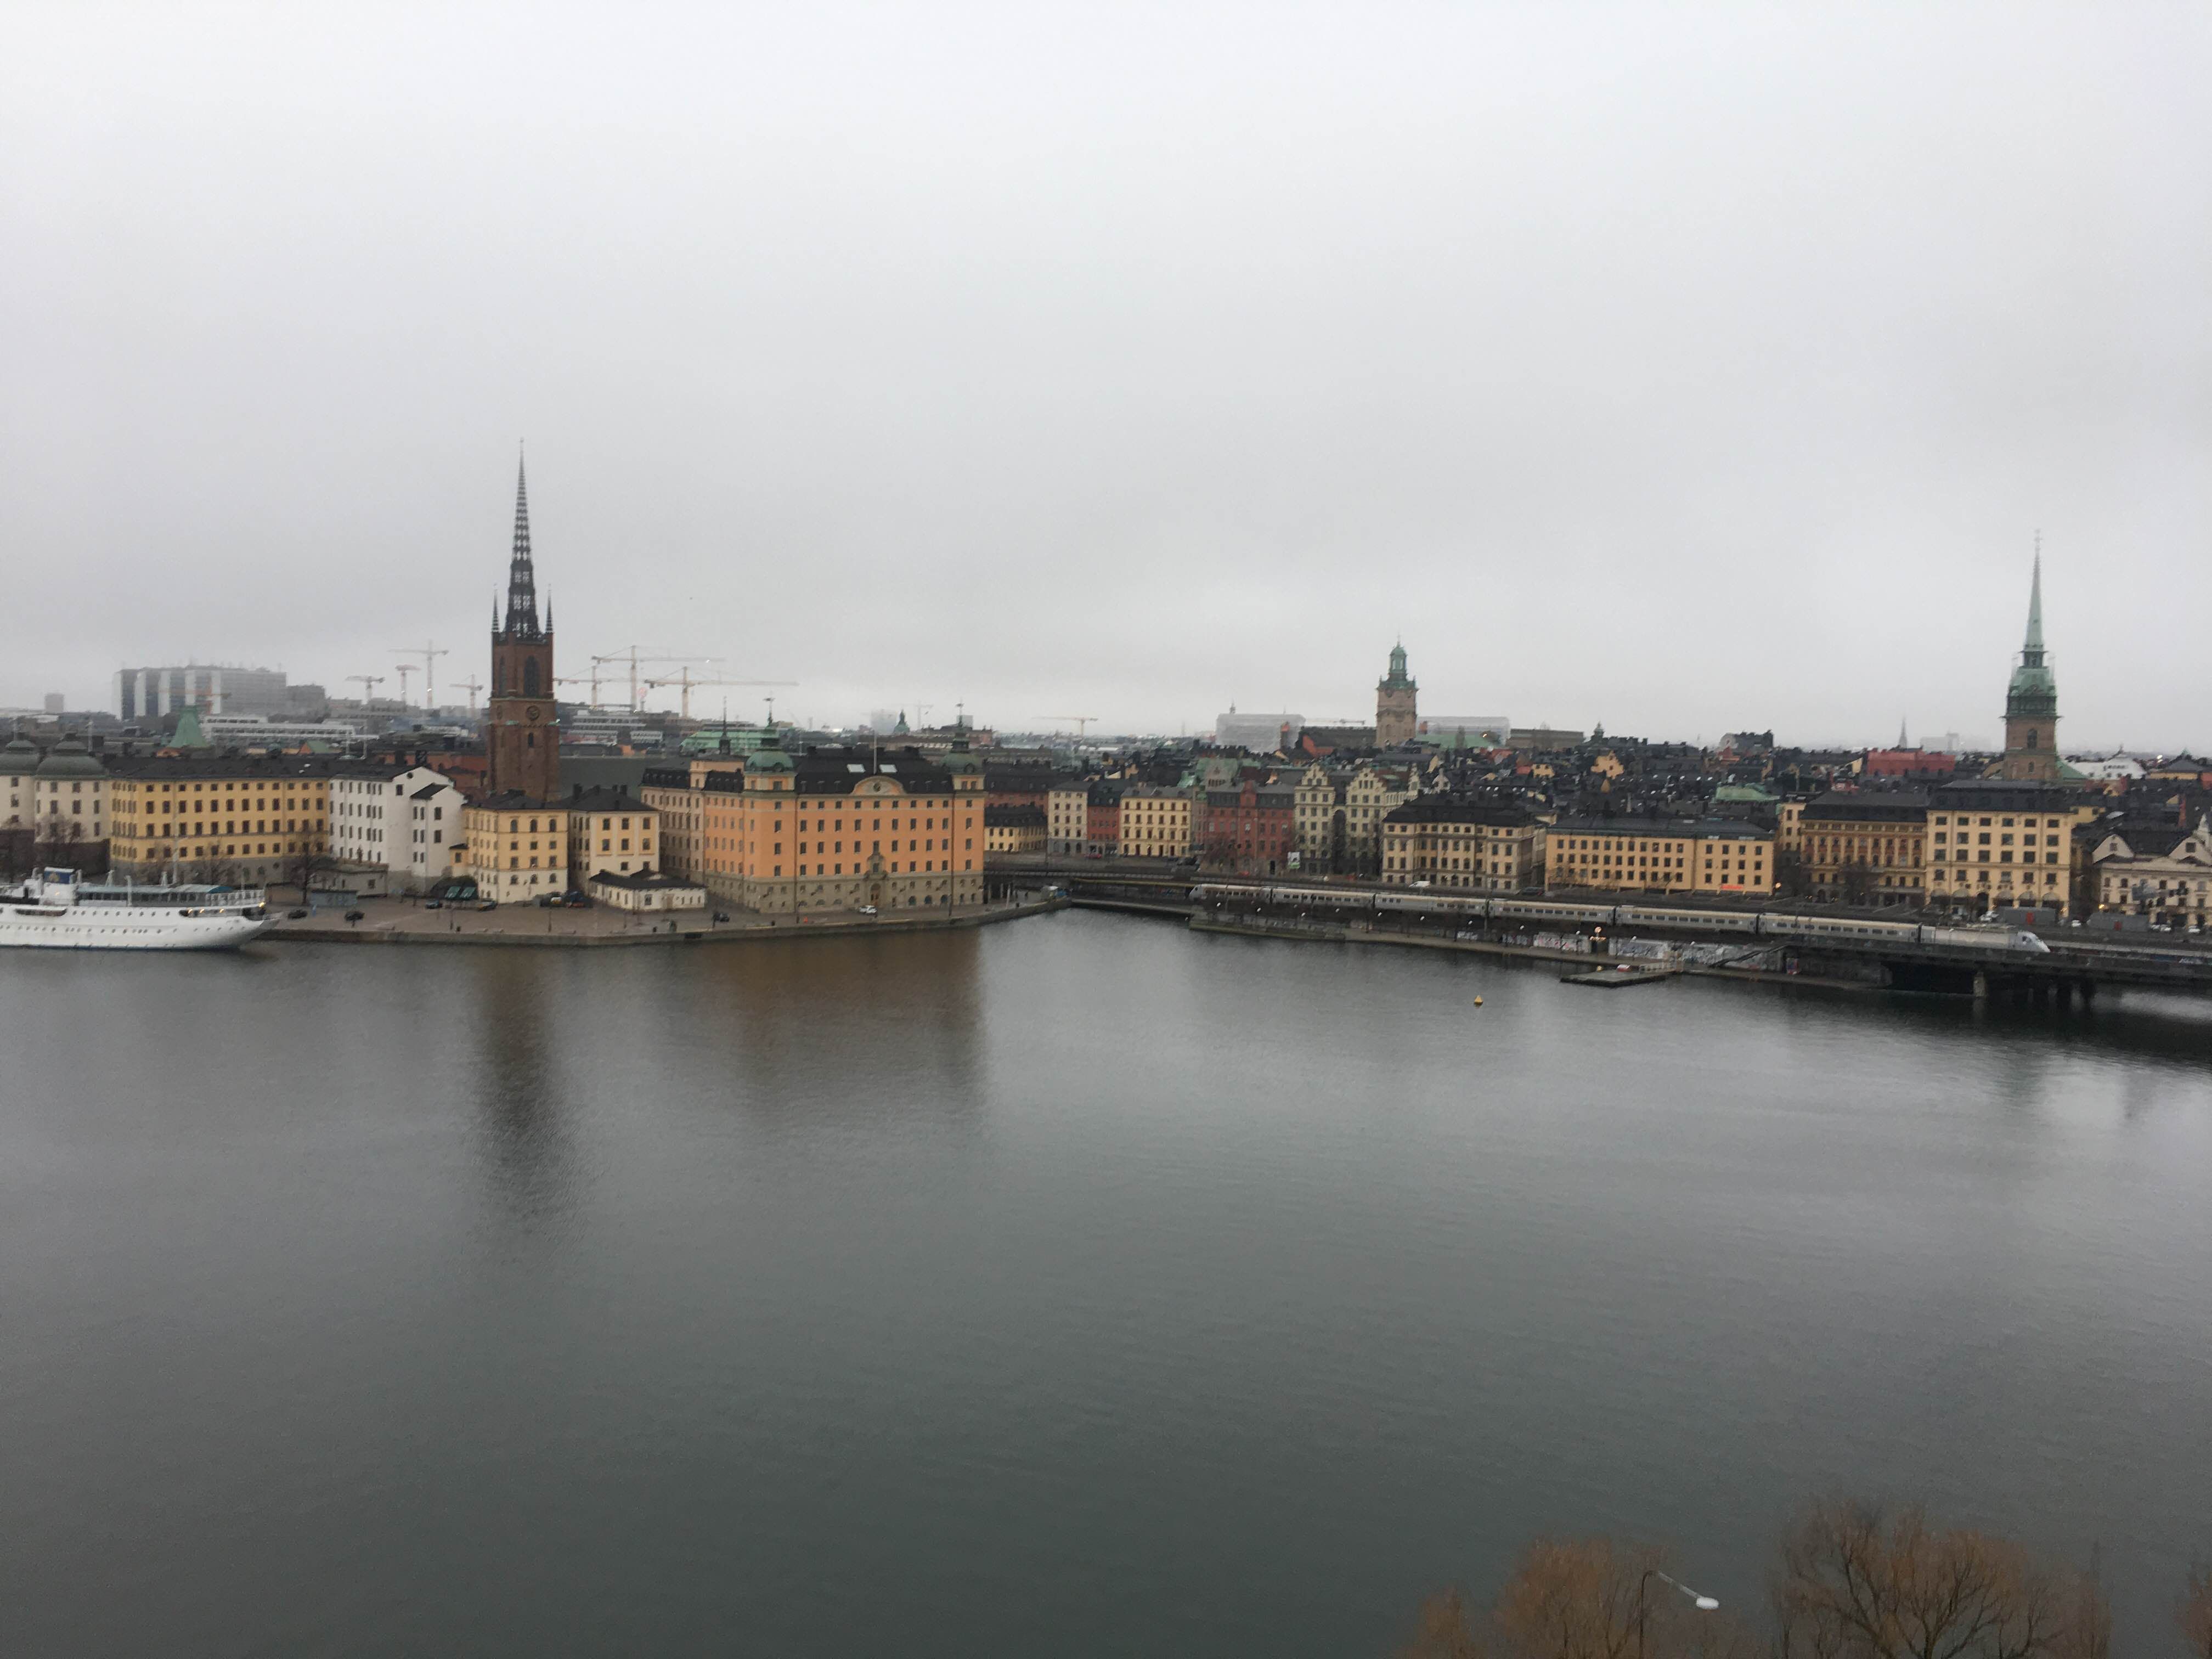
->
[1046,783,1088,854]
[1374,642,1418,748]
[457,796,570,899]
[1545,819,1775,896]
[486,456,561,803]
[985,804,1048,855]
[2090,815,2212,925]
[1923,780,2097,913]
[2,735,37,832]
[106,755,333,886]
[588,867,707,912]
[1119,785,1195,859]
[330,764,465,894]
[685,735,985,914]
[1380,798,1542,891]
[1800,792,1928,907]
[1293,763,1346,871]
[1084,782,1124,856]
[640,768,716,878]
[563,787,661,884]
[1990,557,2069,783]
[1197,780,1296,873]
[2,736,111,856]
[1342,763,1415,876]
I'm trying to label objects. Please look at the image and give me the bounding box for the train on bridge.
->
[1188,883,2053,956]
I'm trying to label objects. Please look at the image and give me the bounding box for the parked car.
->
[425,899,443,910]
[343,909,365,923]
[711,911,730,923]
[286,909,308,920]
[858,905,879,916]
[562,891,589,907]
[475,900,497,911]
[535,893,560,908]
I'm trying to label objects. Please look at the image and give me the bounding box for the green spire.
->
[2005,548,2057,719]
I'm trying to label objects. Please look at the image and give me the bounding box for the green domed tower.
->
[1997,556,2061,782]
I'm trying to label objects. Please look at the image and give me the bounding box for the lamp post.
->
[1638,1567,1719,1659]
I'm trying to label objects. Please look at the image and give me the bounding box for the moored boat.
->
[0,868,276,951]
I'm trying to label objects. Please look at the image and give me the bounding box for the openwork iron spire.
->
[504,450,541,639]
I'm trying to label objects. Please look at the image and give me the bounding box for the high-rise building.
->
[114,663,294,720]
[1994,555,2061,783]
[484,456,561,802]
[1374,642,1418,747]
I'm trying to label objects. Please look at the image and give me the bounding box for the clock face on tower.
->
[526,706,542,723]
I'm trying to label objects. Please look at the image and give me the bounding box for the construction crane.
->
[640,666,797,720]
[589,647,712,711]
[347,674,386,705]
[387,641,449,708]
[1040,715,1099,737]
[453,676,483,714]
[393,664,415,707]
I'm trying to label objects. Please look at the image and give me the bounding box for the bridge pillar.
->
[1972,970,1989,1001]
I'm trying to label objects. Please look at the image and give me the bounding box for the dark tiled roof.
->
[1803,790,1930,822]
[1551,817,1774,840]
[1384,797,1538,827]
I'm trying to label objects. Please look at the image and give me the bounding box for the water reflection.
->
[673,932,985,1134]
[469,953,582,1233]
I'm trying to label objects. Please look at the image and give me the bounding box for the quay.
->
[267,891,1064,947]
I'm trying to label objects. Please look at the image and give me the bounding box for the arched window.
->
[523,658,541,697]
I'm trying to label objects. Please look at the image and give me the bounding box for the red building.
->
[1863,748,1957,780]
[1085,784,1122,851]
[1199,781,1297,872]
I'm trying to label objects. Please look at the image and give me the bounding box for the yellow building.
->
[1380,799,1543,891]
[1922,781,2095,914]
[106,755,332,888]
[1546,818,1774,896]
[458,795,571,901]
[1800,792,1928,907]
[2091,815,2212,925]
[985,804,1047,855]
[6,737,112,857]
[1046,783,1090,855]
[1119,786,1195,858]
[563,788,659,884]
[688,738,986,915]
[1341,764,1415,875]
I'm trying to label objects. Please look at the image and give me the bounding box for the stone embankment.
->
[269,893,1065,947]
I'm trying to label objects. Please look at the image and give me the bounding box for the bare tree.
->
[1488,1538,1756,1659]
[1397,1588,1485,1659]
[2180,1565,2212,1659]
[1772,1499,2101,1659]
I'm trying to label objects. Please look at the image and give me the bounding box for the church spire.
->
[504,449,540,639]
[2022,539,2045,662]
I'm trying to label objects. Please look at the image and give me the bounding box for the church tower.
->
[1995,553,2060,782]
[1375,640,1418,747]
[486,455,560,800]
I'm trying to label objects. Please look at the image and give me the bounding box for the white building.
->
[329,764,465,894]
[199,714,366,749]
[589,867,707,912]
[1214,709,1304,751]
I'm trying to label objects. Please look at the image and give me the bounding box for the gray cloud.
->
[4,2,2207,747]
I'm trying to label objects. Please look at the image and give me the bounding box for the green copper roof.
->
[2005,555,2058,718]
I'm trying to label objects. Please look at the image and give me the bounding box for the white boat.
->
[0,868,278,951]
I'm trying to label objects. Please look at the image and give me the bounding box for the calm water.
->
[4,912,2210,1656]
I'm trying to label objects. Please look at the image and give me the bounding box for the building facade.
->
[1119,785,1194,859]
[1375,642,1418,748]
[564,788,661,885]
[1546,819,1775,896]
[330,764,465,894]
[106,755,332,887]
[458,797,570,900]
[1923,780,2096,913]
[985,804,1048,855]
[686,740,985,914]
[2091,815,2212,925]
[1197,780,1296,873]
[1799,792,1928,907]
[1381,798,1542,890]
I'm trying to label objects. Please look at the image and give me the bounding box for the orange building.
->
[686,735,986,915]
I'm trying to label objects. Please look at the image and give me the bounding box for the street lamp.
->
[1639,1568,1720,1658]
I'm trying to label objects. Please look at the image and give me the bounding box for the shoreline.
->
[267,894,1065,947]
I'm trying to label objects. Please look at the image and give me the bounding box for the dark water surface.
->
[4,911,2210,1655]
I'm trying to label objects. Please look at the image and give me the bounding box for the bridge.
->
[996,859,2212,1002]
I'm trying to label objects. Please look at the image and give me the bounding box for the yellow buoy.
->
[1472,996,1484,1006]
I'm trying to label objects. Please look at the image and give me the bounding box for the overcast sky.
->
[4,3,2206,748]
